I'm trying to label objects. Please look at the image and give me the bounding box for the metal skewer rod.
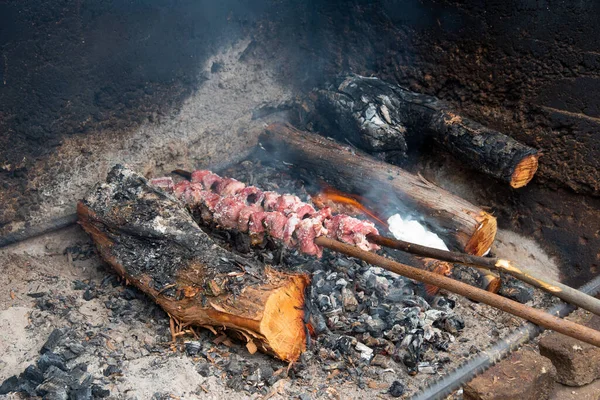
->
[315,236,600,347]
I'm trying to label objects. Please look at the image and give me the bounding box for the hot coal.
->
[389,380,406,397]
[41,328,64,354]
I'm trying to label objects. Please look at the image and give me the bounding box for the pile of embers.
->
[179,164,468,373]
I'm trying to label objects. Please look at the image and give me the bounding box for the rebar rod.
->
[409,273,600,400]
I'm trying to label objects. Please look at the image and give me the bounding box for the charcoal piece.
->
[41,329,64,354]
[38,352,67,373]
[196,362,211,377]
[0,375,20,395]
[435,315,465,334]
[335,335,356,354]
[226,355,243,375]
[23,364,44,384]
[82,289,97,301]
[431,296,455,311]
[72,280,88,290]
[102,365,121,377]
[120,287,141,300]
[70,386,92,400]
[388,381,406,397]
[91,385,110,398]
[67,343,85,356]
[36,377,69,400]
[185,341,202,356]
[366,317,387,337]
[227,375,244,391]
[317,294,331,311]
[259,366,273,381]
[499,279,534,304]
[44,365,71,383]
[341,288,359,312]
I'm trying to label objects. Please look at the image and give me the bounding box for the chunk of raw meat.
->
[296,217,328,257]
[202,173,223,191]
[283,213,300,246]
[216,178,246,197]
[173,181,191,198]
[263,212,288,240]
[238,187,265,205]
[262,192,281,211]
[275,194,302,215]
[191,170,212,184]
[295,203,316,219]
[149,177,174,193]
[237,204,264,233]
[325,215,379,251]
[180,183,205,205]
[213,197,246,229]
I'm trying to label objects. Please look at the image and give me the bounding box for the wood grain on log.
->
[261,123,497,258]
[312,75,539,188]
[77,165,308,362]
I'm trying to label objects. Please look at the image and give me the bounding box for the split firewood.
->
[310,74,539,188]
[77,165,309,362]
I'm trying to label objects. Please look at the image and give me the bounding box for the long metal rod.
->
[368,234,600,317]
[409,273,600,400]
[314,236,600,347]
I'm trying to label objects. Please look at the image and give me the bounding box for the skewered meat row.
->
[149,171,379,257]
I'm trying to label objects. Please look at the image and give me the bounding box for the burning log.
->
[311,75,539,189]
[77,165,309,362]
[260,123,498,258]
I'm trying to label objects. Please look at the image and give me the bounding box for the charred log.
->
[311,75,539,189]
[260,123,497,258]
[77,165,308,362]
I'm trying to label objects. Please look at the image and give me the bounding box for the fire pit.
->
[1,2,600,400]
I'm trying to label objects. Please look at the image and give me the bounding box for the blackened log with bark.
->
[77,165,309,362]
[311,75,539,188]
[260,123,497,258]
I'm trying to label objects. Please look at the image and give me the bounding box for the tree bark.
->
[77,165,309,362]
[311,75,539,188]
[260,123,497,258]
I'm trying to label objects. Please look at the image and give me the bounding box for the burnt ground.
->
[0,160,562,399]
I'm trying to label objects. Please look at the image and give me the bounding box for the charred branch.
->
[77,165,309,362]
[311,75,539,188]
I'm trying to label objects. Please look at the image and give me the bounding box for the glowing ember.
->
[311,187,388,228]
[387,214,448,251]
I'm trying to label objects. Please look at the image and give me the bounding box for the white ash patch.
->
[388,213,449,251]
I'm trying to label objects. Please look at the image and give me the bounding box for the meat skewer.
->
[153,170,587,310]
[314,236,600,348]
[151,171,381,258]
[368,234,600,317]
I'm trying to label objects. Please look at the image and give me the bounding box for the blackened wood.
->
[77,165,309,361]
[312,75,539,188]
